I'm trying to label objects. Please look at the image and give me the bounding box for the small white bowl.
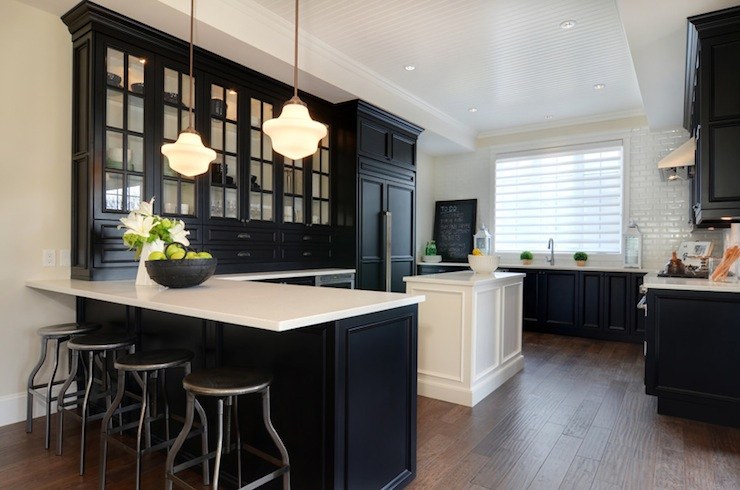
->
[468,254,499,274]
[422,255,442,263]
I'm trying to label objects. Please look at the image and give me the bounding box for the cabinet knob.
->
[302,251,312,257]
[237,233,251,239]
[302,235,312,241]
[237,251,251,257]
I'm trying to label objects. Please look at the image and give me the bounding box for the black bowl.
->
[106,72,122,87]
[145,258,217,288]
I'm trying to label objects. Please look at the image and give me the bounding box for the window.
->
[494,141,624,254]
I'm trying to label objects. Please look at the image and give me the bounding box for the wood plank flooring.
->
[409,332,740,490]
[1,332,737,488]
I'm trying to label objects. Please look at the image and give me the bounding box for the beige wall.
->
[0,0,75,425]
[415,150,435,255]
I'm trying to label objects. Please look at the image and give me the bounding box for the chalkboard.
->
[433,199,477,262]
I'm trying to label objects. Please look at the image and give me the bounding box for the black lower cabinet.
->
[79,299,418,488]
[506,268,645,343]
[645,289,740,427]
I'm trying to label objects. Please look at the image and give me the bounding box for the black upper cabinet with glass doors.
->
[63,2,335,280]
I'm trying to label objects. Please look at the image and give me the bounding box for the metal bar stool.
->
[26,322,100,449]
[56,331,138,475]
[165,367,290,490]
[99,349,210,490]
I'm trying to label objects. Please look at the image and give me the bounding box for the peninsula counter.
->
[27,278,424,489]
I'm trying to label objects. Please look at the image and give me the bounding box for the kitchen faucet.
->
[547,238,555,265]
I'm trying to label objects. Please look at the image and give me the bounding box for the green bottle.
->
[425,240,437,256]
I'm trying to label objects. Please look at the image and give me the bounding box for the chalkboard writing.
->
[433,199,477,262]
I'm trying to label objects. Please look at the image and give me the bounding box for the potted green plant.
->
[520,251,533,265]
[573,251,588,266]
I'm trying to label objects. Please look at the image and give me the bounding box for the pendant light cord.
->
[293,0,299,98]
[188,0,195,128]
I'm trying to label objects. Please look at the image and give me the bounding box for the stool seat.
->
[115,349,194,371]
[183,367,271,397]
[37,322,100,339]
[67,332,136,351]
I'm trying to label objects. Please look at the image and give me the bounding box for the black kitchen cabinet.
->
[416,264,470,275]
[505,268,645,343]
[63,2,336,280]
[685,7,740,225]
[335,101,423,292]
[645,288,740,427]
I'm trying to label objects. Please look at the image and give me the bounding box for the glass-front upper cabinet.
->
[249,97,275,222]
[161,66,197,216]
[209,84,240,219]
[283,157,304,223]
[104,47,146,213]
[311,129,331,225]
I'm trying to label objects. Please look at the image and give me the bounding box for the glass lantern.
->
[623,220,642,268]
[474,225,493,255]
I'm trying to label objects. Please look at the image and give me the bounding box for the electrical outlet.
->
[42,249,56,267]
[59,249,71,267]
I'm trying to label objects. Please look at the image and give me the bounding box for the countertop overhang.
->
[26,278,424,332]
[417,261,651,274]
[217,268,355,282]
[642,273,740,293]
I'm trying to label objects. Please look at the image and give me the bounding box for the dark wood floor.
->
[409,332,740,489]
[2,332,738,488]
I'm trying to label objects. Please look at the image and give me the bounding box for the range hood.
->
[657,137,695,181]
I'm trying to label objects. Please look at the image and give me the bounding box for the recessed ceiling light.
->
[544,115,553,119]
[404,65,416,71]
[468,107,478,113]
[560,20,576,29]
[593,83,606,90]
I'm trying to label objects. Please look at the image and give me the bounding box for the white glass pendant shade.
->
[263,99,327,160]
[161,130,217,177]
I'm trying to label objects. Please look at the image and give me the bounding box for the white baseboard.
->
[0,382,77,428]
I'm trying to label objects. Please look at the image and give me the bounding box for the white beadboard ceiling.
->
[17,0,739,154]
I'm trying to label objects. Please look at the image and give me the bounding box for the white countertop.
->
[217,268,355,281]
[642,273,740,293]
[417,261,650,274]
[26,278,423,332]
[404,271,525,286]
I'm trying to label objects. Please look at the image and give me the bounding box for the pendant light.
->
[161,0,216,177]
[263,0,327,160]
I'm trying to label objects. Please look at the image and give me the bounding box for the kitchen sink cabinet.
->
[685,7,740,225]
[505,268,645,343]
[63,2,336,280]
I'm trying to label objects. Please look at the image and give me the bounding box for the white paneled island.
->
[404,271,525,407]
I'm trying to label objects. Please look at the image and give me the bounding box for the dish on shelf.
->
[164,92,179,104]
[131,82,144,94]
[422,255,442,263]
[210,98,226,117]
[106,72,122,87]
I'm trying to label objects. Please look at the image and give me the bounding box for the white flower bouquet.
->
[118,197,190,259]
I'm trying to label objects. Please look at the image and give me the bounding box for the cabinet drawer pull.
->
[237,233,251,239]
[302,235,312,241]
[237,251,251,257]
[302,251,312,257]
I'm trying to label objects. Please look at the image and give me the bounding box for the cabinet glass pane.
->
[262,194,273,221]
[250,98,261,126]
[225,155,237,179]
[284,196,293,223]
[182,74,193,109]
[321,201,329,225]
[262,163,273,191]
[294,169,303,195]
[210,187,224,218]
[262,135,273,160]
[105,172,124,210]
[211,119,223,151]
[225,188,238,218]
[321,175,329,199]
[249,98,275,222]
[126,174,143,211]
[128,56,145,92]
[250,161,262,190]
[163,106,178,140]
[295,198,303,223]
[321,149,329,173]
[106,131,124,169]
[226,89,238,121]
[311,125,330,225]
[250,191,261,220]
[106,89,123,128]
[182,181,195,214]
[128,135,144,172]
[164,68,178,95]
[128,95,144,133]
[312,200,320,225]
[312,173,320,198]
[106,48,124,86]
[250,130,260,159]
[225,122,237,153]
[163,180,178,214]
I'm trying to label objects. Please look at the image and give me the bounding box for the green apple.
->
[169,250,186,260]
[185,251,198,259]
[147,251,166,261]
[196,251,213,259]
[165,243,184,259]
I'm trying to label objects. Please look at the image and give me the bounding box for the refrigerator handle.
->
[384,211,392,292]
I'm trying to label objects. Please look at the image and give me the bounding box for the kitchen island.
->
[404,271,524,407]
[642,274,740,427]
[27,278,424,489]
